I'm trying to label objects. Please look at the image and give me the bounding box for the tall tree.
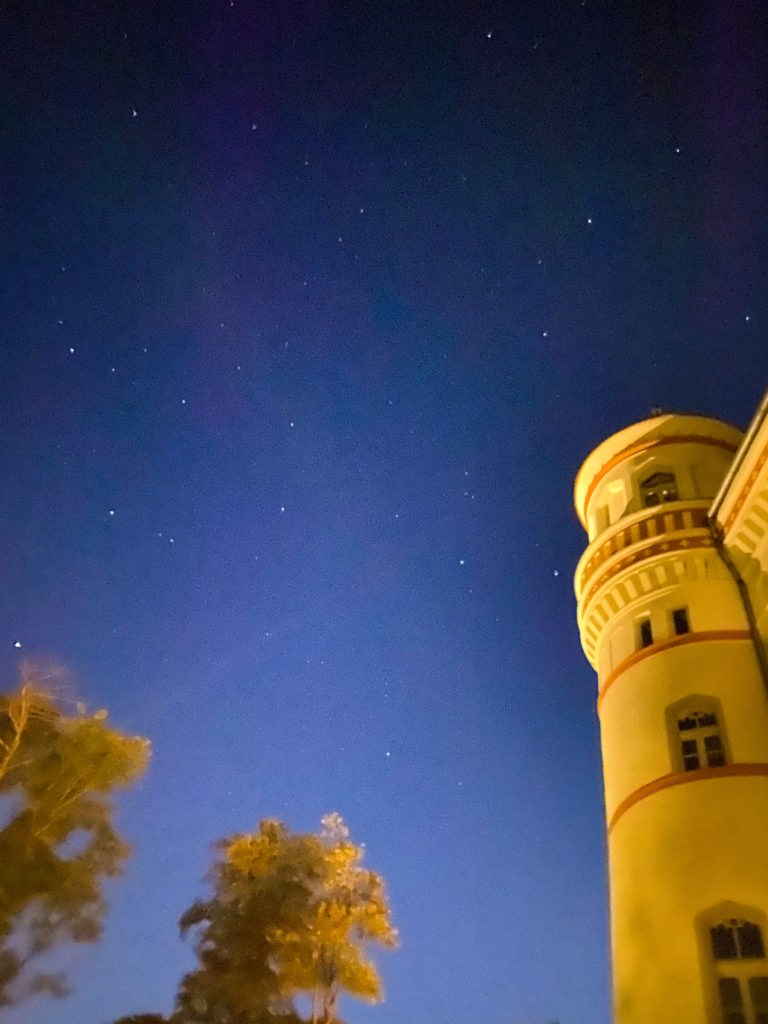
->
[175,813,398,1024]
[0,665,150,1007]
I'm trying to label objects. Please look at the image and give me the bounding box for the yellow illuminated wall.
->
[574,405,768,1024]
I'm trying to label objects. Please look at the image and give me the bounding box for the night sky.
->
[3,2,768,1023]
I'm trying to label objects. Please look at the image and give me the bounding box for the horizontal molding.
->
[580,532,715,615]
[597,630,752,712]
[576,504,710,601]
[608,763,768,833]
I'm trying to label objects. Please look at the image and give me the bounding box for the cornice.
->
[720,432,768,535]
[575,503,710,603]
[580,532,714,619]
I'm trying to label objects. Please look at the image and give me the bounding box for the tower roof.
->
[573,413,743,529]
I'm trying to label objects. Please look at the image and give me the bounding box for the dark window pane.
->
[705,736,722,751]
[719,977,743,1006]
[738,922,765,959]
[682,740,698,754]
[724,1014,747,1024]
[755,1014,768,1024]
[673,608,690,634]
[699,712,718,727]
[642,471,676,487]
[641,472,677,506]
[684,755,700,771]
[708,751,726,768]
[678,715,697,731]
[712,925,739,959]
[639,620,653,648]
[749,976,768,1007]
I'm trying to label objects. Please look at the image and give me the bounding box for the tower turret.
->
[574,412,768,1024]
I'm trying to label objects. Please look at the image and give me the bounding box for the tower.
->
[574,408,768,1024]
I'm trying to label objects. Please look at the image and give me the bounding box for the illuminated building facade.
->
[574,394,768,1024]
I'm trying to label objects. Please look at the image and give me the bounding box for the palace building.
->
[573,392,768,1024]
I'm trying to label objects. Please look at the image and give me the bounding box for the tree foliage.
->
[175,813,398,1024]
[0,665,150,1006]
[111,1016,168,1024]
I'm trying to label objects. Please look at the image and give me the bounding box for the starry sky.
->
[3,2,768,1023]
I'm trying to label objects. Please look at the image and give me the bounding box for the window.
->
[638,618,653,649]
[640,470,678,507]
[672,607,690,635]
[708,918,768,1024]
[677,708,726,770]
[712,922,767,960]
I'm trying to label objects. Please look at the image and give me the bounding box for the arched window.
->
[707,916,768,1024]
[667,697,728,773]
[678,708,726,771]
[640,470,678,507]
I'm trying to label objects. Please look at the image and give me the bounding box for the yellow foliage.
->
[177,814,398,1024]
[0,666,150,1006]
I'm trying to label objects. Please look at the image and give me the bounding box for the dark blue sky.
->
[3,2,767,1023]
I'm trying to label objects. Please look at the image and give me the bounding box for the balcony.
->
[575,501,711,606]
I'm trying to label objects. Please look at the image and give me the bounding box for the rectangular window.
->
[705,735,725,768]
[749,976,768,1016]
[739,923,766,959]
[672,608,690,635]
[712,926,739,959]
[682,739,700,771]
[639,619,653,648]
[719,977,746,1024]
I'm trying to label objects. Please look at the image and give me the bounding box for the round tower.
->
[574,413,768,1024]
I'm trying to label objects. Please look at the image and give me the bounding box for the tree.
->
[175,813,398,1024]
[111,1016,168,1024]
[0,665,150,1006]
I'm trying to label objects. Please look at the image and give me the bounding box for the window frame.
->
[638,617,654,650]
[698,905,768,1024]
[666,695,730,774]
[672,606,691,636]
[640,469,679,507]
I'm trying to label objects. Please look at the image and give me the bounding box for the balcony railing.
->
[575,501,711,603]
